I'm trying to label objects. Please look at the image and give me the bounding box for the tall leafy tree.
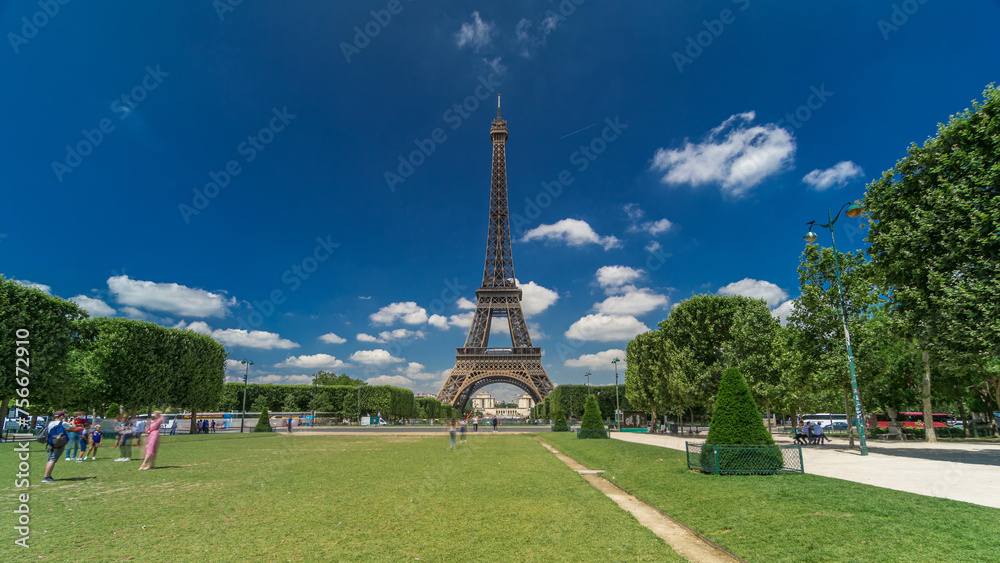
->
[865,84,1000,441]
[0,277,88,419]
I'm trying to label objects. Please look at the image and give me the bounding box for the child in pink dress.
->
[138,411,164,471]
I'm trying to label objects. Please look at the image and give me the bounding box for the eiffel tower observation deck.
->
[436,96,554,409]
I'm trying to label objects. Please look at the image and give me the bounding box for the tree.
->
[314,371,365,387]
[0,277,88,419]
[624,331,667,424]
[552,409,569,432]
[254,408,272,432]
[865,84,1000,441]
[660,294,781,409]
[701,367,781,473]
[579,395,606,438]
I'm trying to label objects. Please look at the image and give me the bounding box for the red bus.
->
[873,412,950,428]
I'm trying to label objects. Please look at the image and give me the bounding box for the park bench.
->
[879,426,908,441]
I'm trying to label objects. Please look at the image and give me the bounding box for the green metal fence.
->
[686,442,804,475]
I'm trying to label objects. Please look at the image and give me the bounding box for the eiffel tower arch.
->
[436,97,554,411]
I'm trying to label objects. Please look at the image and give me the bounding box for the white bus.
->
[801,413,848,426]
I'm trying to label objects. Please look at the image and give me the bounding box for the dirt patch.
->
[536,437,744,563]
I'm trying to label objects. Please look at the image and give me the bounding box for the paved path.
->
[612,432,1000,509]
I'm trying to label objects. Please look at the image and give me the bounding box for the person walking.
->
[77,422,91,461]
[41,411,73,483]
[448,418,458,450]
[210,420,216,433]
[138,411,165,471]
[84,424,103,460]
[115,417,134,462]
[492,417,498,433]
[473,417,479,432]
[65,413,84,461]
[287,417,293,433]
[168,417,177,435]
[460,418,467,443]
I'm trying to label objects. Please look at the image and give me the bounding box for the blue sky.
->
[4,1,999,400]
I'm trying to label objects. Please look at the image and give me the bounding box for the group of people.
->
[195,419,217,433]
[41,410,165,483]
[447,417,469,449]
[794,421,829,445]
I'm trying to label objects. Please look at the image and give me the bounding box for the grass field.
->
[540,433,1000,562]
[0,432,683,562]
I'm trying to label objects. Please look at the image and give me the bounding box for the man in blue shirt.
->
[41,411,73,483]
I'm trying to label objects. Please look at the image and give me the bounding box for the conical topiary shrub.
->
[552,409,570,432]
[700,367,781,473]
[578,395,607,439]
[254,408,272,432]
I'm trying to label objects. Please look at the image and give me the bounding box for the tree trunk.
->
[190,409,198,434]
[0,397,9,425]
[843,387,855,449]
[651,407,657,433]
[957,395,970,438]
[766,400,772,431]
[30,415,37,432]
[921,349,937,443]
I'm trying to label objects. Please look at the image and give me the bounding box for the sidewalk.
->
[612,432,1000,509]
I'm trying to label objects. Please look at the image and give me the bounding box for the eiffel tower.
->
[436,97,554,409]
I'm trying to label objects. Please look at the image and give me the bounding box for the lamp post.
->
[803,201,868,456]
[240,359,253,433]
[311,375,317,426]
[357,383,362,425]
[612,357,621,428]
[584,371,592,395]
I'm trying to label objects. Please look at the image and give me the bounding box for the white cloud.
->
[355,329,426,344]
[529,322,547,340]
[428,314,449,330]
[802,161,864,191]
[275,354,349,370]
[594,287,669,316]
[449,311,475,328]
[456,297,477,310]
[175,321,299,349]
[630,218,674,236]
[69,295,116,317]
[16,280,51,294]
[119,306,148,319]
[350,349,405,365]
[771,299,797,326]
[370,302,428,325]
[565,314,650,342]
[596,266,644,290]
[483,56,506,75]
[519,280,559,316]
[455,11,494,51]
[645,241,662,253]
[651,112,795,197]
[522,218,621,250]
[515,16,559,57]
[565,349,627,369]
[108,275,233,318]
[358,296,372,300]
[318,332,347,344]
[255,374,313,385]
[717,278,789,308]
[366,375,413,387]
[397,362,441,381]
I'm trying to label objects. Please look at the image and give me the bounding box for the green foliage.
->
[578,395,607,439]
[313,370,365,387]
[416,397,443,419]
[552,409,570,432]
[864,84,1000,356]
[104,403,121,419]
[254,408,272,432]
[701,368,780,472]
[0,276,89,414]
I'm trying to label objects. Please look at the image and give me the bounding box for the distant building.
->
[470,391,535,418]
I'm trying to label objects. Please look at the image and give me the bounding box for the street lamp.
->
[584,371,592,395]
[240,359,253,433]
[357,383,362,425]
[612,357,621,428]
[803,201,868,456]
[311,375,317,426]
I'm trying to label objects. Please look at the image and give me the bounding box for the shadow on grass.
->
[54,476,96,482]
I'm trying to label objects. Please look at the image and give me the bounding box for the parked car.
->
[822,421,849,432]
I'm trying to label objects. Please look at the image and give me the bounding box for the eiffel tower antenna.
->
[436,102,554,410]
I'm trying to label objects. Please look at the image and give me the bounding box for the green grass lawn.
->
[540,433,1000,562]
[1,433,683,562]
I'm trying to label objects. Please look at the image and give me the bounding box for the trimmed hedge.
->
[700,367,780,472]
[552,409,570,432]
[578,395,607,439]
[254,408,272,432]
